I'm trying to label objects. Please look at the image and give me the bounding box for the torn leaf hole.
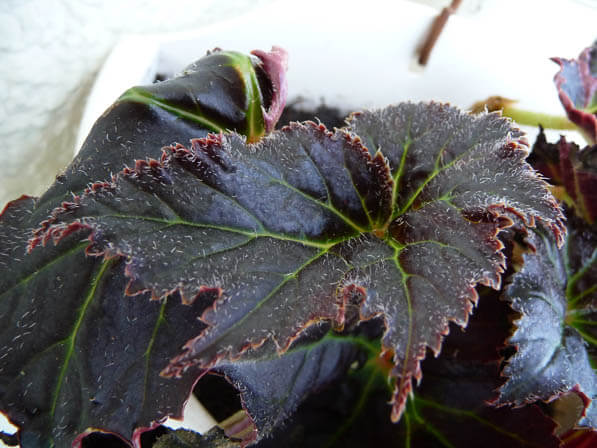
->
[193,373,242,422]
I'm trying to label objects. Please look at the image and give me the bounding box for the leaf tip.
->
[250,46,289,134]
[0,195,36,220]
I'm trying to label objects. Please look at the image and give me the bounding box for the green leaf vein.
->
[118,88,224,133]
[49,258,113,428]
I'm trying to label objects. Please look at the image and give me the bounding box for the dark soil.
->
[277,101,347,130]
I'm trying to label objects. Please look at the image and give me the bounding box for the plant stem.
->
[500,106,577,131]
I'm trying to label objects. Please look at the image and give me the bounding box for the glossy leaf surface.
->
[212,324,373,443]
[35,47,286,222]
[39,102,563,443]
[0,47,286,448]
[553,42,597,143]
[0,196,218,448]
[497,222,597,427]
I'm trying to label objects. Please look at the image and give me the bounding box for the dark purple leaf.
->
[565,214,597,319]
[35,47,287,225]
[206,322,381,438]
[497,221,597,427]
[529,130,597,224]
[37,102,563,445]
[553,42,597,143]
[0,194,214,447]
[528,127,565,185]
[345,103,564,418]
[0,47,286,448]
[402,288,559,448]
[512,126,597,428]
[210,324,373,444]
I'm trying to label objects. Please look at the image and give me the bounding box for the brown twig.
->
[418,0,463,66]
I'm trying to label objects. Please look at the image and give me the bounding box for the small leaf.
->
[553,42,597,144]
[497,222,597,427]
[39,102,564,443]
[528,127,566,185]
[529,130,597,224]
[250,46,288,134]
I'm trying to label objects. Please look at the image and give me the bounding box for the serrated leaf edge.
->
[27,114,567,440]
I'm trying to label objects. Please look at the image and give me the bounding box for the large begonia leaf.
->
[253,289,560,448]
[529,130,597,224]
[553,42,597,144]
[37,102,564,445]
[0,47,287,448]
[497,220,597,427]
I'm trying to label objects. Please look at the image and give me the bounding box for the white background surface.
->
[1,0,596,445]
[0,0,275,208]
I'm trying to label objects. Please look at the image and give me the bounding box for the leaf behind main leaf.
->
[210,323,372,444]
[31,47,287,229]
[497,223,597,427]
[0,197,221,448]
[253,290,560,448]
[529,131,597,224]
